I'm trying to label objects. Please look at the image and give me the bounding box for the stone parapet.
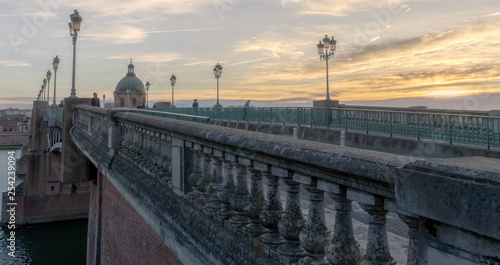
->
[72,105,500,265]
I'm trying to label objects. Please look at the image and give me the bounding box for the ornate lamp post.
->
[52,56,59,106]
[169,75,176,108]
[316,35,337,100]
[145,81,150,108]
[213,63,223,108]
[42,78,47,101]
[103,94,106,108]
[68,10,82,98]
[46,70,51,104]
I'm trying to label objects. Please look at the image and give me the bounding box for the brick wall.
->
[88,172,181,265]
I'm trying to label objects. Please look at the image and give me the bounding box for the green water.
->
[0,219,87,265]
[0,149,88,264]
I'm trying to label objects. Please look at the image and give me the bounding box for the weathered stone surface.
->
[396,159,500,240]
[72,106,500,265]
[73,124,279,265]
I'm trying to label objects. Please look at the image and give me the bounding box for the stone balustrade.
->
[71,105,500,265]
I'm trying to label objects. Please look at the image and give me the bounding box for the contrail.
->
[226,56,275,67]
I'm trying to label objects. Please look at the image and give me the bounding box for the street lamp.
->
[68,10,82,98]
[316,34,337,100]
[103,94,106,108]
[213,63,223,107]
[46,70,51,104]
[170,75,176,108]
[40,85,44,101]
[43,78,47,101]
[52,56,59,106]
[145,81,150,108]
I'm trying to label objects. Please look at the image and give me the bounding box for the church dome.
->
[114,59,146,93]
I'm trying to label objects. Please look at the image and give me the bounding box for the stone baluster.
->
[186,143,203,202]
[274,169,306,264]
[141,130,155,172]
[228,157,251,231]
[118,123,130,156]
[294,174,332,265]
[129,126,141,162]
[131,126,141,153]
[216,153,236,222]
[148,132,164,179]
[204,149,224,216]
[317,182,362,265]
[194,147,213,207]
[243,161,266,241]
[161,134,172,179]
[398,213,420,265]
[153,133,170,182]
[136,129,149,170]
[358,196,396,265]
[257,164,285,255]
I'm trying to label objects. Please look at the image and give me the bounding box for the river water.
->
[0,149,87,264]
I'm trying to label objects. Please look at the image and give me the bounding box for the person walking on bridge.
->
[91,92,100,107]
[243,100,250,120]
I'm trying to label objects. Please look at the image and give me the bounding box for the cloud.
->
[105,52,182,63]
[145,28,223,34]
[0,60,30,67]
[484,12,500,17]
[85,25,149,44]
[286,0,411,16]
[71,0,216,17]
[234,37,305,59]
[344,19,500,64]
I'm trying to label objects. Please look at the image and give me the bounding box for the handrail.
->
[137,109,211,124]
[150,107,500,149]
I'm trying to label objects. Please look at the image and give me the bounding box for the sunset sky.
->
[1,0,499,110]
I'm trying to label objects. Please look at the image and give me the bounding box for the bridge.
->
[68,102,499,265]
[3,98,499,264]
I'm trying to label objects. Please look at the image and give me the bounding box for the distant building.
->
[113,59,146,108]
[0,118,19,132]
[0,107,31,132]
[0,107,31,118]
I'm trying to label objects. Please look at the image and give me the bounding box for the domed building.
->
[113,59,146,108]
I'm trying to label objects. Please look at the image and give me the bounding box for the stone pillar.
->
[186,143,203,202]
[325,186,362,265]
[298,179,332,265]
[275,170,306,264]
[243,164,266,239]
[60,97,91,183]
[228,157,250,231]
[155,133,171,182]
[170,136,186,196]
[398,213,420,265]
[195,147,213,207]
[257,163,285,254]
[359,198,396,265]
[106,113,121,157]
[204,149,224,216]
[216,153,236,222]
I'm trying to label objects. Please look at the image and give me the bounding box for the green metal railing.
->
[150,107,500,149]
[138,109,211,124]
